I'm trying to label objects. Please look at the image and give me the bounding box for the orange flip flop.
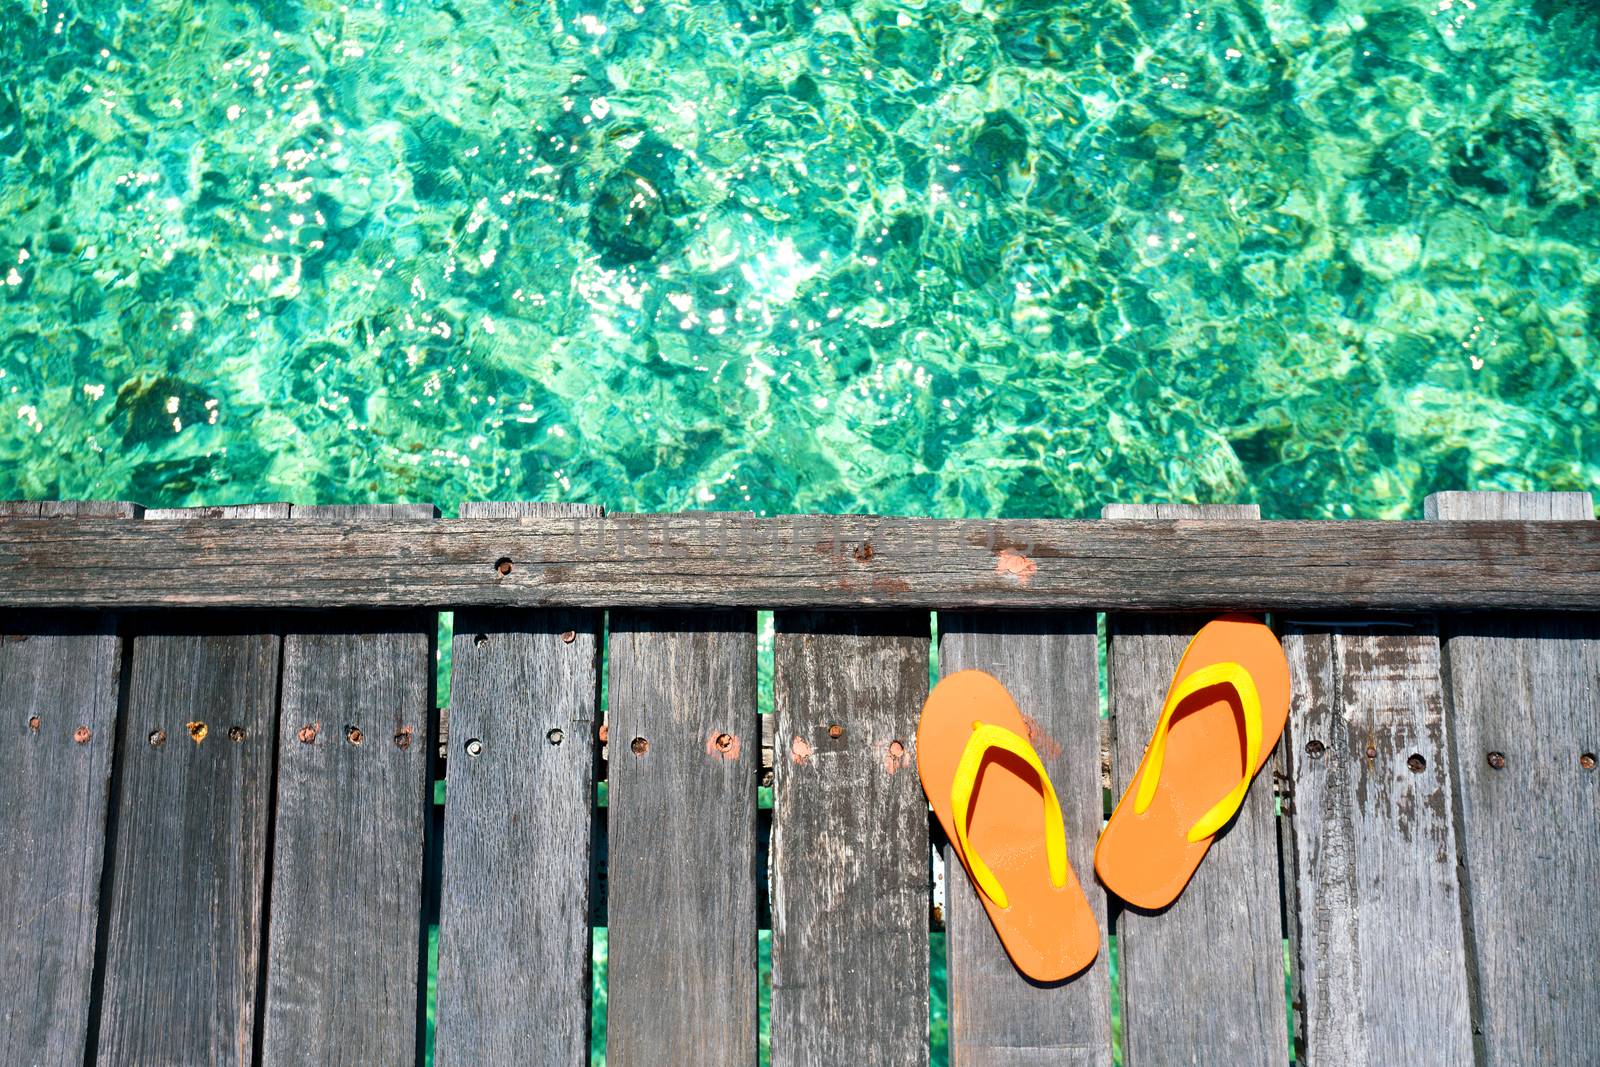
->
[1095,613,1290,911]
[918,670,1098,982]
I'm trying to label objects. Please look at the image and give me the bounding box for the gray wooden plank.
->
[770,611,931,1067]
[435,502,602,1067]
[1423,490,1593,521]
[1427,490,1600,1066]
[92,504,287,1066]
[604,610,759,1066]
[1104,503,1288,1067]
[0,608,121,1067]
[0,500,142,518]
[260,503,436,1067]
[0,500,134,1066]
[938,612,1110,1067]
[3,512,1600,612]
[1279,617,1473,1066]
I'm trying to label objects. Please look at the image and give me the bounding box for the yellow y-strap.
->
[951,721,1069,911]
[1133,661,1262,843]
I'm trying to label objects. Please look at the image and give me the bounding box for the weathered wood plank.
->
[1428,491,1600,1065]
[1279,618,1473,1066]
[605,610,759,1066]
[2,512,1599,611]
[1106,504,1289,1067]
[0,500,144,518]
[93,502,288,1066]
[435,502,602,1067]
[0,614,121,1066]
[938,612,1110,1066]
[0,500,134,1066]
[770,611,930,1067]
[260,504,435,1067]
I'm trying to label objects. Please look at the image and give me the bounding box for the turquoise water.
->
[2,0,1596,515]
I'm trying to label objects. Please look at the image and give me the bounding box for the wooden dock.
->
[1,491,1595,1065]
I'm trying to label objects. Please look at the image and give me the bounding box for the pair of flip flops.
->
[917,614,1290,981]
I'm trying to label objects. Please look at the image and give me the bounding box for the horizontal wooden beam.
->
[0,512,1596,611]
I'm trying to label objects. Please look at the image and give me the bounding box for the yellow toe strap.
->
[1133,660,1262,843]
[951,720,1068,910]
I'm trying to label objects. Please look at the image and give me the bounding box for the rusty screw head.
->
[560,629,577,644]
[27,715,41,732]
[1581,752,1596,771]
[714,732,734,752]
[74,725,92,745]
[1305,739,1326,759]
[1407,753,1426,773]
[547,728,564,746]
[346,725,364,745]
[297,723,319,744]
[630,736,649,755]
[393,726,413,750]
[494,556,514,576]
[228,726,246,742]
[465,738,484,757]
[1487,751,1506,770]
[1365,744,1377,760]
[827,724,844,740]
[149,729,167,748]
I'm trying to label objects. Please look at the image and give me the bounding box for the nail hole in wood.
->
[1487,751,1506,770]
[1406,753,1426,773]
[228,726,246,742]
[630,736,649,755]
[547,728,564,746]
[149,729,167,748]
[560,630,577,644]
[393,726,414,750]
[494,557,513,576]
[1306,739,1325,759]
[27,716,40,732]
[346,725,364,745]
[474,633,489,647]
[715,732,734,752]
[466,738,484,757]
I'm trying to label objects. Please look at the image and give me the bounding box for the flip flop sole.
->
[918,669,1099,982]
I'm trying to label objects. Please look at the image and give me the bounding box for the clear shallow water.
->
[3,0,1597,516]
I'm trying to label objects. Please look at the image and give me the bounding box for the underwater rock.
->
[113,375,217,444]
[1449,119,1549,198]
[589,168,672,265]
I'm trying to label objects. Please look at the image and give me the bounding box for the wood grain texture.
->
[0,500,143,518]
[3,511,1599,610]
[0,501,134,1066]
[605,610,759,1067]
[435,502,602,1067]
[1423,491,1594,521]
[1105,504,1288,1067]
[770,611,931,1067]
[92,504,286,1066]
[938,612,1110,1067]
[1279,618,1473,1066]
[260,503,435,1067]
[1428,491,1600,1066]
[0,609,121,1067]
